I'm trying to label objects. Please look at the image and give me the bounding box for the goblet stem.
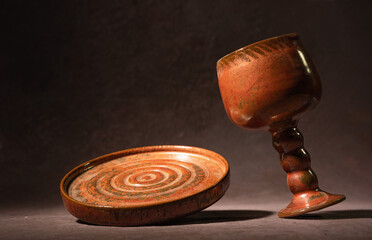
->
[270,122,345,218]
[271,123,319,193]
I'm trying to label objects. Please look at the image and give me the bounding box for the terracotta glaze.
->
[217,33,345,218]
[61,145,229,226]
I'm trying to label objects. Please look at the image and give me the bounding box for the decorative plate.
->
[60,145,230,226]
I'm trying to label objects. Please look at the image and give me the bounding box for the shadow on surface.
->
[77,210,273,226]
[159,210,273,226]
[292,210,372,220]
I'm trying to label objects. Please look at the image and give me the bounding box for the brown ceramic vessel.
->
[60,145,230,226]
[217,33,345,217]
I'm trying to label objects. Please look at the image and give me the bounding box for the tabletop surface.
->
[2,201,371,240]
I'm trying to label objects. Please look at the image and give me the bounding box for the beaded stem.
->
[271,125,319,194]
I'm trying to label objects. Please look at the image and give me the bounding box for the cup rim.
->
[217,33,298,67]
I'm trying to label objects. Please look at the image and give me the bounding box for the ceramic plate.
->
[60,145,229,226]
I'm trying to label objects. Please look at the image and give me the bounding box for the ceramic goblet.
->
[217,33,345,217]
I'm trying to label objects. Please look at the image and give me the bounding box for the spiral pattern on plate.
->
[68,151,226,207]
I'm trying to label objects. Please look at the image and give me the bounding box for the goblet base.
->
[278,190,346,218]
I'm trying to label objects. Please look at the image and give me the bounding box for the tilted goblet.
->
[217,33,345,217]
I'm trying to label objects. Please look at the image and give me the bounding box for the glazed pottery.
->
[217,33,345,217]
[60,145,229,226]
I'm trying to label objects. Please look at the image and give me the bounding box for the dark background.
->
[1,0,371,219]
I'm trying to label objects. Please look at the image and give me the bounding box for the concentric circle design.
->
[68,151,226,207]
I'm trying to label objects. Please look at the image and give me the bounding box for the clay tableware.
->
[60,145,230,226]
[217,33,345,217]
